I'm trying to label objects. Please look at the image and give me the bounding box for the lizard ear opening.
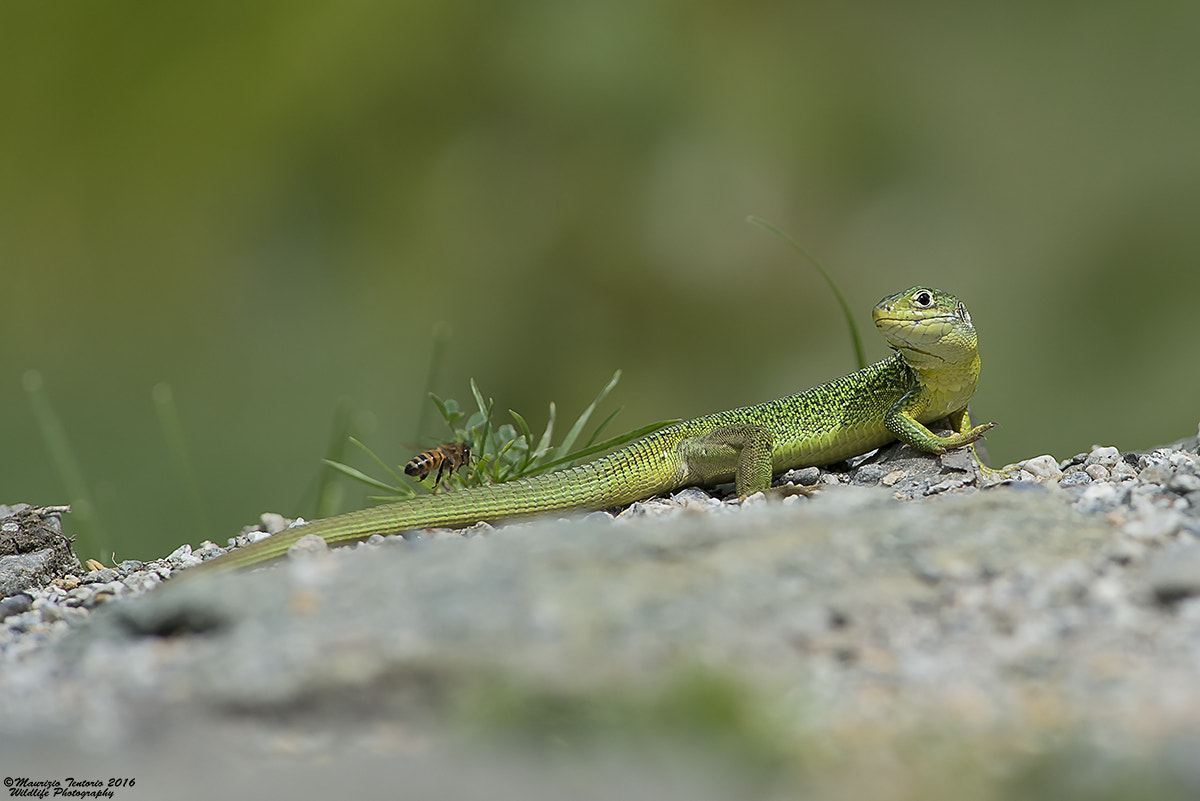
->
[956,301,971,325]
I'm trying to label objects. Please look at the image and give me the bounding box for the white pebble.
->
[288,533,331,559]
[260,512,290,534]
[1110,461,1138,479]
[740,492,769,509]
[1168,451,1200,470]
[1075,483,1119,515]
[1085,446,1121,468]
[1141,464,1173,485]
[122,571,161,594]
[1016,455,1062,481]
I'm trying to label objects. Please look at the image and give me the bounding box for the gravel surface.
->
[3,426,1200,800]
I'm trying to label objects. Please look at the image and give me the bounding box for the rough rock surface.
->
[0,504,78,597]
[3,429,1200,800]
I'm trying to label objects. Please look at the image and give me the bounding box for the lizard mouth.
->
[872,312,959,324]
[894,343,947,363]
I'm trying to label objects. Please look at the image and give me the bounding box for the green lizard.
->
[191,286,994,573]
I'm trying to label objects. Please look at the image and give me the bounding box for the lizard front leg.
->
[948,406,1022,476]
[677,424,775,498]
[885,391,996,455]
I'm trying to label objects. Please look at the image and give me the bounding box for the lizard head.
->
[872,286,979,375]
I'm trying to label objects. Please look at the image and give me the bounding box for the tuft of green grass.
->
[323,370,678,502]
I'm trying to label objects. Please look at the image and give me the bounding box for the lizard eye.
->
[912,289,933,307]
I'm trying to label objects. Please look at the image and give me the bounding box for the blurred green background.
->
[4,2,1198,561]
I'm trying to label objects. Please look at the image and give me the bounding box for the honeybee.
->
[403,442,471,490]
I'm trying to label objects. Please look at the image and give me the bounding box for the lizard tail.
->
[185,443,675,573]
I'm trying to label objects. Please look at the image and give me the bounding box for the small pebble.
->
[0,594,32,621]
[84,567,121,584]
[1140,464,1173,485]
[123,571,161,594]
[1060,472,1092,488]
[672,488,721,509]
[1059,452,1088,470]
[1017,455,1063,481]
[1111,461,1138,479]
[789,467,821,486]
[1060,470,1089,489]
[1168,474,1200,494]
[87,582,126,606]
[261,513,291,534]
[1085,446,1121,468]
[54,575,80,591]
[740,492,769,509]
[244,528,274,545]
[66,587,93,605]
[288,533,332,559]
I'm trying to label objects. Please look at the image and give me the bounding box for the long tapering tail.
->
[184,441,677,573]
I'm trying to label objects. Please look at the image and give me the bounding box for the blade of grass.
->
[507,409,538,474]
[347,436,409,487]
[467,379,495,467]
[529,418,680,474]
[581,406,623,450]
[310,399,357,519]
[366,493,415,503]
[492,438,519,482]
[151,382,212,542]
[534,402,556,459]
[414,321,453,443]
[557,369,621,457]
[747,216,866,370]
[321,459,407,494]
[470,378,490,421]
[22,369,107,559]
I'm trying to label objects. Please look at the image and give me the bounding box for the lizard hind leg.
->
[678,424,776,499]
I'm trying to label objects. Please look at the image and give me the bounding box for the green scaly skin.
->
[190,286,994,573]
